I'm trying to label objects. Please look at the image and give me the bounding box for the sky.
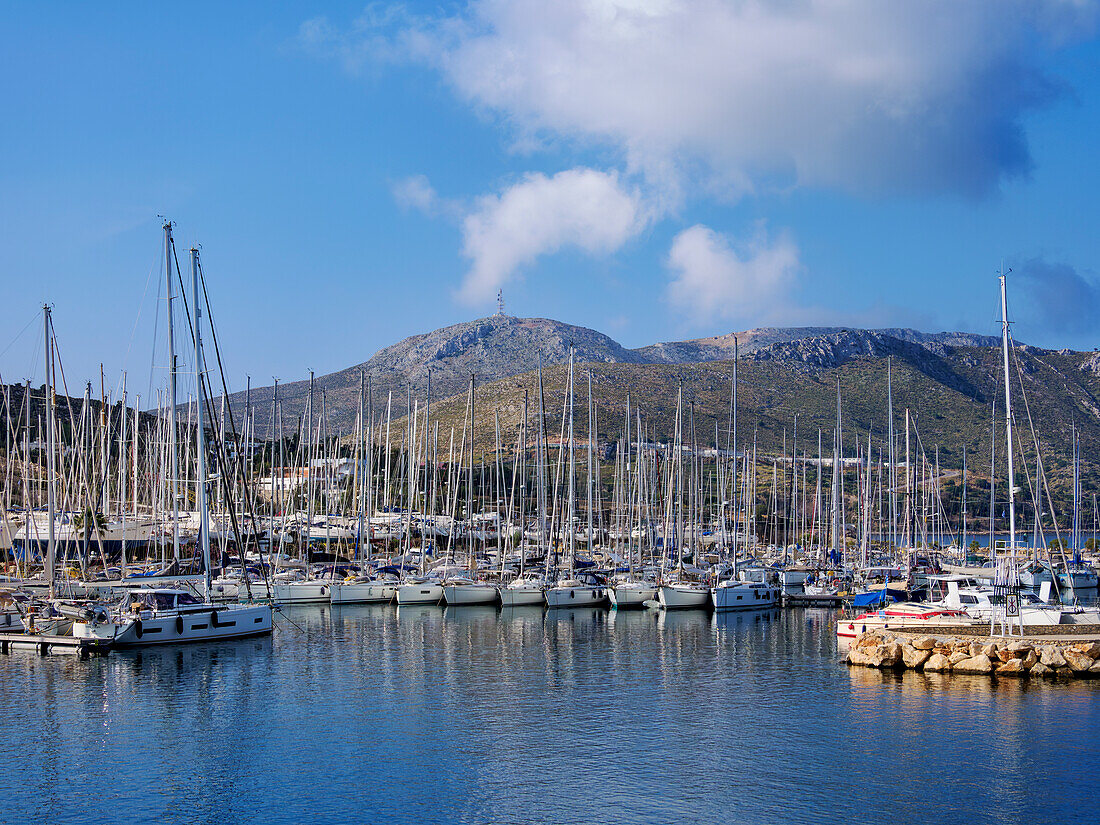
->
[2,1,1099,403]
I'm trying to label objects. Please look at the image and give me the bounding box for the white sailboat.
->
[73,234,271,645]
[442,374,498,607]
[396,576,445,605]
[499,573,547,606]
[608,575,657,608]
[656,382,709,610]
[329,576,398,604]
[545,355,606,608]
[608,396,657,609]
[442,577,499,605]
[657,580,710,609]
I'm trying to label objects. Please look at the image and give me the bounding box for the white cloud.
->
[458,167,646,303]
[666,223,800,322]
[336,0,1097,198]
[392,174,439,213]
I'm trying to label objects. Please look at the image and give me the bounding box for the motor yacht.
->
[712,579,779,611]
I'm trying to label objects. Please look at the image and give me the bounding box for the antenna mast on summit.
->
[497,289,505,316]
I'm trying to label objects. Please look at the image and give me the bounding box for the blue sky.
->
[2,1,1099,401]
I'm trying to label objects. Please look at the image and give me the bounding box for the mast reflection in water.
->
[2,605,1097,825]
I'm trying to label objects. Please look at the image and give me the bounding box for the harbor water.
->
[2,605,1098,824]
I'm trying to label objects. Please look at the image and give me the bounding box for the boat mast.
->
[425,368,432,561]
[536,357,548,567]
[119,373,128,579]
[164,222,181,564]
[357,369,366,560]
[587,370,594,558]
[467,373,474,572]
[43,305,57,599]
[732,338,739,561]
[305,370,314,562]
[887,357,895,549]
[270,379,278,538]
[961,445,967,553]
[566,348,575,575]
[366,375,373,561]
[192,247,212,600]
[999,266,1017,554]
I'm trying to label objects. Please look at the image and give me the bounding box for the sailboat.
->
[442,375,498,606]
[658,383,710,609]
[269,371,336,604]
[396,380,445,606]
[499,371,548,606]
[73,235,272,645]
[546,352,607,608]
[609,396,657,609]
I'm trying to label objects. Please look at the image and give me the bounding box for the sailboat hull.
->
[73,604,272,646]
[1058,570,1099,590]
[712,582,779,611]
[609,583,656,608]
[498,586,545,606]
[545,584,607,608]
[395,583,444,605]
[443,584,499,605]
[657,583,711,609]
[329,581,396,604]
[270,581,332,604]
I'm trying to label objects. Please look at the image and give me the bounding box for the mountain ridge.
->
[221,315,1046,438]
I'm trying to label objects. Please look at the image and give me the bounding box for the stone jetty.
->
[844,630,1100,678]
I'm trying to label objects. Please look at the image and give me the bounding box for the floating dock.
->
[0,631,113,657]
[785,592,844,607]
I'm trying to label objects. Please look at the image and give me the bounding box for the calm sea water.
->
[2,605,1098,825]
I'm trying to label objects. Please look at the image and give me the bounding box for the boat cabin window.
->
[960,595,978,604]
[130,594,156,611]
[154,593,177,610]
[176,593,201,606]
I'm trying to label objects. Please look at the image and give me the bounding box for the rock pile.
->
[845,631,1100,678]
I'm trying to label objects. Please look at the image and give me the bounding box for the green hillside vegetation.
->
[376,346,1100,530]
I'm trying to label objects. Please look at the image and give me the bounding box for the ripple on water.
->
[1,605,1097,825]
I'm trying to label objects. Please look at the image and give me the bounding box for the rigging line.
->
[272,605,307,634]
[146,255,163,409]
[0,310,42,362]
[173,254,269,596]
[118,245,161,399]
[195,257,271,589]
[1010,336,1070,571]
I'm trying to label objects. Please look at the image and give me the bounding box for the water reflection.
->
[1,604,1097,825]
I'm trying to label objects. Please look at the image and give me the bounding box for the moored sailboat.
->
[73,235,271,645]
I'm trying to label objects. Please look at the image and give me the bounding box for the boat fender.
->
[176,615,184,635]
[211,610,220,628]
[570,590,575,599]
[134,619,143,639]
[320,586,327,596]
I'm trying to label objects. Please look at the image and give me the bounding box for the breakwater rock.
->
[844,631,1100,678]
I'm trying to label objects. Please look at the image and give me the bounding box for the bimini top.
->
[851,587,899,608]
